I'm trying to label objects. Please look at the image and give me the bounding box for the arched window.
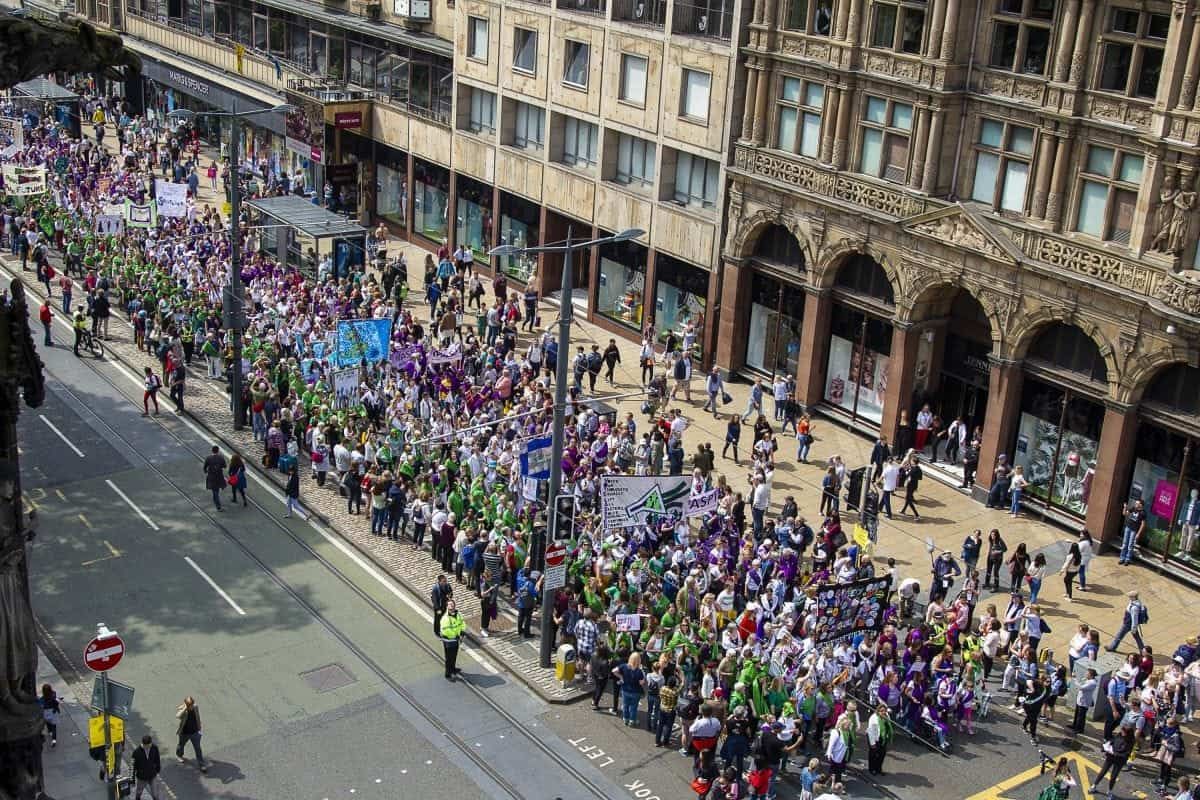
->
[1144,364,1200,417]
[1027,323,1107,384]
[834,254,895,306]
[752,224,805,269]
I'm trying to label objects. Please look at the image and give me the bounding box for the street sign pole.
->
[101,667,115,800]
[86,623,123,800]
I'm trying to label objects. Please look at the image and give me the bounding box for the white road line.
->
[105,479,161,531]
[184,555,247,616]
[39,415,85,457]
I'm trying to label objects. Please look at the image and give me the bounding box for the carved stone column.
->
[1069,0,1098,85]
[927,0,948,60]
[820,87,841,164]
[832,83,854,169]
[741,61,761,143]
[845,0,865,45]
[939,0,961,60]
[921,108,943,192]
[753,0,767,26]
[1182,13,1200,109]
[1030,129,1057,219]
[1051,0,1082,82]
[909,106,931,190]
[835,0,850,39]
[751,62,773,145]
[1045,134,1072,228]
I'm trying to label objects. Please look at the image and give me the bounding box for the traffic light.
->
[553,494,575,540]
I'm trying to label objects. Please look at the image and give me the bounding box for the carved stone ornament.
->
[898,259,942,299]
[976,286,1018,333]
[1155,271,1200,316]
[910,213,1005,259]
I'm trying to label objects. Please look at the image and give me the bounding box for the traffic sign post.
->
[85,625,124,800]
[544,542,568,590]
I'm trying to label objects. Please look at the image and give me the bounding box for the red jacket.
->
[39,304,51,324]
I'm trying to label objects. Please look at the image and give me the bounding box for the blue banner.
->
[335,319,392,367]
[520,435,553,480]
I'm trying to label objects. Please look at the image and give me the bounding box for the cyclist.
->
[72,309,88,356]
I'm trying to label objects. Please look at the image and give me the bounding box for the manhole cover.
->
[300,664,357,693]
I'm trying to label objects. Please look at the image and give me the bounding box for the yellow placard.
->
[88,715,123,748]
[221,201,232,217]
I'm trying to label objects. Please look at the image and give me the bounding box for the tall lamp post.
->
[167,103,296,431]
[491,227,644,668]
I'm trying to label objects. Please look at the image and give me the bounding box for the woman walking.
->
[1027,553,1047,604]
[1077,530,1095,591]
[722,415,742,464]
[227,452,247,507]
[1060,542,1082,601]
[614,652,647,727]
[1009,465,1028,515]
[985,529,1007,592]
[1090,722,1134,798]
[285,462,301,518]
[39,684,60,748]
[1007,542,1031,593]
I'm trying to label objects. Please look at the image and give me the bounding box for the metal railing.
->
[612,0,665,26]
[556,0,606,15]
[670,0,734,39]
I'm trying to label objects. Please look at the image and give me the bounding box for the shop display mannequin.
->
[1180,489,1200,554]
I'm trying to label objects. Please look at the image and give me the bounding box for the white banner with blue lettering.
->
[520,436,553,479]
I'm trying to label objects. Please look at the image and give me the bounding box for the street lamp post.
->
[167,103,295,431]
[491,227,644,668]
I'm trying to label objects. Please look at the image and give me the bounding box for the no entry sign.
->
[84,633,125,672]
[545,542,567,567]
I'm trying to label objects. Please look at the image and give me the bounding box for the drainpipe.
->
[947,0,982,200]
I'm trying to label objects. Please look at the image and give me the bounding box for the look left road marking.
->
[105,479,160,531]
[40,414,84,458]
[184,556,247,616]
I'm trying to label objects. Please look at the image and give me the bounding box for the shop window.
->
[834,253,895,305]
[783,0,834,34]
[1027,322,1108,383]
[747,272,806,375]
[655,255,709,358]
[1143,363,1200,417]
[970,118,1034,212]
[498,193,541,282]
[514,27,538,74]
[1012,377,1105,517]
[413,160,450,243]
[614,133,656,188]
[1098,8,1167,99]
[752,224,805,268]
[512,101,545,150]
[376,150,408,228]
[596,240,648,329]
[560,115,599,168]
[455,176,494,261]
[824,304,895,424]
[1125,421,1198,560]
[988,0,1055,75]
[870,0,927,54]
[564,40,590,88]
[858,96,912,184]
[672,150,720,209]
[1074,145,1142,244]
[775,77,824,158]
[680,69,711,122]
[619,54,649,106]
[467,16,489,62]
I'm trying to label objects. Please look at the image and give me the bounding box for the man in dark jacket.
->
[132,734,162,799]
[870,437,891,481]
[430,574,452,637]
[203,446,226,511]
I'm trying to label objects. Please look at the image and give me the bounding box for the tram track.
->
[34,330,611,800]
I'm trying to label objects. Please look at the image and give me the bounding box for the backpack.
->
[674,358,687,380]
[1137,603,1149,625]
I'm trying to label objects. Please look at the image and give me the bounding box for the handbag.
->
[690,778,711,796]
[227,474,238,487]
[721,391,732,405]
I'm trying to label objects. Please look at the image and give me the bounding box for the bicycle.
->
[76,329,105,359]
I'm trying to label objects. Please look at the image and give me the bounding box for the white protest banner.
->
[155,179,188,218]
[332,367,359,410]
[615,614,642,633]
[94,215,125,235]
[2,164,46,196]
[599,475,692,530]
[0,143,20,160]
[685,487,720,518]
[0,117,23,149]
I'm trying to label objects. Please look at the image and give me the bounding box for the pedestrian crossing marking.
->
[963,752,1100,800]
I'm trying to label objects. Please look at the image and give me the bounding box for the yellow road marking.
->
[55,489,66,501]
[105,540,120,558]
[963,752,1101,800]
[81,541,121,567]
[78,514,93,529]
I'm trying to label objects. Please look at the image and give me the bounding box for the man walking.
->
[702,367,724,417]
[1107,591,1148,652]
[38,299,52,347]
[440,599,465,680]
[515,567,541,638]
[866,704,893,776]
[1118,498,1146,565]
[203,446,226,511]
[169,358,186,413]
[132,734,162,800]
[430,574,452,638]
[878,458,900,519]
[174,696,206,772]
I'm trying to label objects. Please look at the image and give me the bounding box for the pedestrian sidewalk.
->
[37,645,110,800]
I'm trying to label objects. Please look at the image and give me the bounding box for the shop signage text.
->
[167,70,211,97]
[334,111,363,128]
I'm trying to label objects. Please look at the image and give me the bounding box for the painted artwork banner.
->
[2,165,46,196]
[332,367,359,410]
[335,319,393,367]
[600,475,692,529]
[94,215,125,235]
[811,575,894,645]
[124,200,158,228]
[154,179,188,218]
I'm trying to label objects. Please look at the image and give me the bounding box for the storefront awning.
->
[13,79,79,102]
[245,196,366,239]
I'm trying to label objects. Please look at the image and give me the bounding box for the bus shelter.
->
[12,79,81,139]
[245,195,366,278]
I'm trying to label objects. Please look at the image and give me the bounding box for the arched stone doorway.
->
[744,224,807,378]
[821,254,898,426]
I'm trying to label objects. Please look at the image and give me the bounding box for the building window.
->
[615,133,656,187]
[776,77,824,158]
[988,0,1055,75]
[513,27,537,73]
[673,151,720,208]
[680,69,711,122]
[564,40,590,87]
[1074,145,1142,243]
[783,0,834,34]
[467,16,489,61]
[1098,8,1168,99]
[562,116,599,167]
[970,118,1034,212]
[513,101,545,149]
[858,96,912,183]
[870,0,926,54]
[468,88,496,134]
[619,54,649,106]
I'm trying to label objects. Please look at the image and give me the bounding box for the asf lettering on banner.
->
[685,487,719,518]
[600,475,692,529]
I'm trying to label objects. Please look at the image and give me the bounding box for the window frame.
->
[774,76,825,158]
[857,95,913,184]
[782,0,835,34]
[986,0,1056,76]
[970,117,1035,213]
[680,68,712,123]
[561,115,599,168]
[673,150,720,209]
[513,27,538,74]
[512,100,545,150]
[1096,7,1168,99]
[614,132,657,188]
[466,16,489,62]
[868,0,928,54]
[618,53,649,107]
[467,87,496,134]
[1073,144,1143,244]
[563,40,590,89]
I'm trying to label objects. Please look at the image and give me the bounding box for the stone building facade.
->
[718,0,1200,559]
